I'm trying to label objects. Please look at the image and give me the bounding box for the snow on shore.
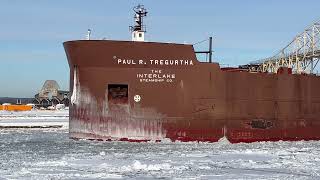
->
[0,110,69,129]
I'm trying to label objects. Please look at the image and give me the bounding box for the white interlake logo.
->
[134,95,141,102]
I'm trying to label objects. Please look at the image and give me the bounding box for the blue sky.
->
[1,0,319,97]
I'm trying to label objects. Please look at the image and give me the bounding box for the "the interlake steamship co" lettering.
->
[137,69,175,83]
[115,57,194,66]
[137,73,175,79]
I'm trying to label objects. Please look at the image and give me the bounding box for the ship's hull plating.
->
[64,40,320,143]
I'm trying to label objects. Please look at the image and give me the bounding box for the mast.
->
[86,29,91,40]
[195,37,214,63]
[209,37,212,63]
[129,5,148,42]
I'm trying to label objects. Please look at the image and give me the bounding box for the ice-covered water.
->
[1,128,320,179]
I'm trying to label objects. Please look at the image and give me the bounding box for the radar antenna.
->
[129,4,148,42]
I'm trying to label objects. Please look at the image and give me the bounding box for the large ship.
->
[64,5,320,143]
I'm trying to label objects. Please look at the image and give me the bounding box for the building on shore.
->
[0,97,34,105]
[33,80,69,108]
[0,80,69,110]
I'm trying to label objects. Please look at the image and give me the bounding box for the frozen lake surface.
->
[1,129,320,179]
[1,111,320,179]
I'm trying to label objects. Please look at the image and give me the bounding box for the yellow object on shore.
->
[0,105,32,111]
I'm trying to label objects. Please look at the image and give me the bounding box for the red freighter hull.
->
[64,40,320,143]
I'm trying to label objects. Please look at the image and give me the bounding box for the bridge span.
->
[244,20,320,74]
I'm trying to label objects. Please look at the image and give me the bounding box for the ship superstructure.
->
[130,5,147,42]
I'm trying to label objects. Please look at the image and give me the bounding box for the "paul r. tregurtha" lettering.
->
[117,58,194,65]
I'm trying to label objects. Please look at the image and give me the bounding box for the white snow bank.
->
[0,110,69,129]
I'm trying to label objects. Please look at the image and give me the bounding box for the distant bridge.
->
[245,20,320,74]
